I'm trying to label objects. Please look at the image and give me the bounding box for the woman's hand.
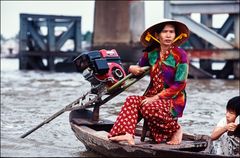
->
[141,95,159,106]
[129,65,146,76]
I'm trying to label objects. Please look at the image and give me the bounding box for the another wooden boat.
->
[69,109,235,158]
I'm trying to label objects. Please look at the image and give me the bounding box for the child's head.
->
[226,96,240,123]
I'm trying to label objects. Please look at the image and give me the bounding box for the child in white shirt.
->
[211,96,240,156]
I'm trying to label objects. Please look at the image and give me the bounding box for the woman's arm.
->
[158,82,186,99]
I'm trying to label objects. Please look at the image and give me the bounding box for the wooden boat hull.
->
[69,109,234,157]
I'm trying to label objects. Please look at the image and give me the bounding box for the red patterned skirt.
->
[108,95,180,143]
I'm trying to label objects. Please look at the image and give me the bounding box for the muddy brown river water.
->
[1,58,239,157]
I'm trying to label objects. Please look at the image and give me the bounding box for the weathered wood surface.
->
[71,123,226,158]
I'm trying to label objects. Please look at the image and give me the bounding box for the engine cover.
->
[74,49,126,89]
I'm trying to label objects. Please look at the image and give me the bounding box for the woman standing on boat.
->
[108,19,190,145]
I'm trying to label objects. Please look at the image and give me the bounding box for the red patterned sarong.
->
[108,95,179,143]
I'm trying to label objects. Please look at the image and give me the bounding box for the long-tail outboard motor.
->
[73,49,126,94]
[20,49,150,139]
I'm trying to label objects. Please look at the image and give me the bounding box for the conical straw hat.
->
[140,19,190,48]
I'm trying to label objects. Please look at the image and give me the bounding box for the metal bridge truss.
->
[19,13,82,71]
[164,1,240,79]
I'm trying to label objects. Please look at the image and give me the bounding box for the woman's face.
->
[155,24,176,47]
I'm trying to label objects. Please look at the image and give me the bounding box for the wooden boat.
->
[69,109,238,158]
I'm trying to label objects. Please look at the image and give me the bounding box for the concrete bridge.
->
[19,1,239,79]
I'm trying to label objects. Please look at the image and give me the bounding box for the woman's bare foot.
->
[109,133,135,145]
[166,125,183,145]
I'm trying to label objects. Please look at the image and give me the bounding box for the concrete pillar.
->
[93,1,145,46]
[129,1,145,43]
[93,1,130,46]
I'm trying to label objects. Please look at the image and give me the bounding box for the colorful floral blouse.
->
[138,46,189,117]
